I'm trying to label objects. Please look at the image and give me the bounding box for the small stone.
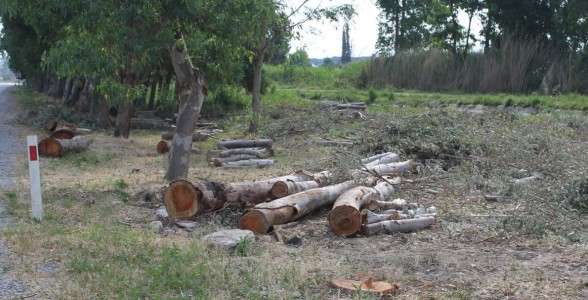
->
[150,221,163,233]
[175,221,197,232]
[155,207,169,219]
[202,229,255,250]
[291,291,302,298]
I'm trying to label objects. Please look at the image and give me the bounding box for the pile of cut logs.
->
[39,120,91,157]
[206,139,275,168]
[162,152,437,237]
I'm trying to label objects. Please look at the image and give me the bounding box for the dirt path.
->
[0,83,31,298]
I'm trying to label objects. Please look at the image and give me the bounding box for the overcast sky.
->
[287,0,380,58]
[287,0,483,58]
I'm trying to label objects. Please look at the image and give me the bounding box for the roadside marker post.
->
[27,135,43,221]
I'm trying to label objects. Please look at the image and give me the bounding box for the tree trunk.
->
[363,153,401,166]
[114,100,133,138]
[96,97,113,129]
[270,180,319,199]
[39,136,89,157]
[157,140,200,155]
[361,160,415,175]
[238,178,377,234]
[328,177,401,237]
[249,48,265,133]
[212,155,261,166]
[77,78,93,113]
[207,147,273,161]
[62,78,73,104]
[361,216,436,236]
[165,33,207,181]
[164,179,225,219]
[361,152,396,164]
[69,77,83,105]
[148,74,159,110]
[217,139,272,149]
[162,131,208,142]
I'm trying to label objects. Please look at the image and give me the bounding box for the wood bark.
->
[328,177,401,237]
[39,136,89,157]
[248,48,264,133]
[114,100,133,138]
[269,180,319,199]
[62,78,73,105]
[212,155,259,166]
[161,131,208,142]
[362,160,415,175]
[157,140,199,155]
[207,147,273,161]
[238,178,377,234]
[361,216,436,236]
[163,179,225,219]
[219,159,275,168]
[361,152,395,164]
[217,139,272,149]
[162,170,328,218]
[48,121,92,139]
[364,153,401,166]
[165,33,207,181]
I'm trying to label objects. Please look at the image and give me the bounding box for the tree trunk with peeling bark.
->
[238,178,377,234]
[328,177,401,237]
[165,33,207,181]
[361,216,436,236]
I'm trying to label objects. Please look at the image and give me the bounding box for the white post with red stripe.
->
[27,135,43,221]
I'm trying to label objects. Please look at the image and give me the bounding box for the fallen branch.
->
[207,147,273,161]
[361,216,436,236]
[218,139,272,149]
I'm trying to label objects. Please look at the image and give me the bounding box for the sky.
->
[287,0,483,58]
[288,0,380,58]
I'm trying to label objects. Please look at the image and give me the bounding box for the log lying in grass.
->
[47,121,92,139]
[130,118,174,130]
[219,159,275,168]
[361,216,436,236]
[163,179,225,218]
[336,103,367,110]
[163,171,330,219]
[156,140,200,155]
[238,178,377,234]
[39,136,89,157]
[207,147,273,161]
[363,153,401,166]
[212,155,261,166]
[362,210,437,224]
[328,177,401,237]
[161,131,209,142]
[269,180,320,199]
[362,160,415,175]
[361,152,395,164]
[217,139,272,149]
[222,170,329,205]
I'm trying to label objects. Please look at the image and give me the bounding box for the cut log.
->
[361,152,395,164]
[330,278,399,293]
[156,140,200,155]
[39,136,89,157]
[48,120,92,139]
[222,170,329,205]
[130,118,174,130]
[217,139,272,149]
[161,131,209,142]
[219,159,275,168]
[212,155,260,166]
[238,178,377,234]
[336,103,367,110]
[364,153,401,166]
[328,177,401,237]
[269,180,320,199]
[207,147,273,161]
[362,160,415,175]
[163,179,225,219]
[378,198,409,210]
[361,216,436,236]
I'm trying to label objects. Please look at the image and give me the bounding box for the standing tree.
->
[341,22,352,64]
[376,0,432,52]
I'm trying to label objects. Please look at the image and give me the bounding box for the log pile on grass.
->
[207,139,275,168]
[40,120,91,157]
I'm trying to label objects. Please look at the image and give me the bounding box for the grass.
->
[1,77,588,298]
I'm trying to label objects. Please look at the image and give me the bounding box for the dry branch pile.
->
[207,139,275,168]
[39,120,91,157]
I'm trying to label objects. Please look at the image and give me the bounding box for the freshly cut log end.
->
[50,129,75,140]
[164,180,201,219]
[329,206,362,237]
[39,138,62,157]
[238,210,269,234]
[157,140,170,154]
[270,181,289,198]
